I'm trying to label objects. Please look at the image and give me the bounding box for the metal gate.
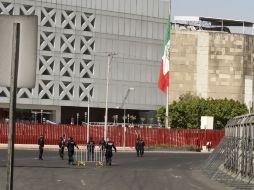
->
[75,145,104,167]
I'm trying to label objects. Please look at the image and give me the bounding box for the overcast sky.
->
[172,0,254,22]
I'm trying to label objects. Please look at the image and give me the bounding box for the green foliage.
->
[129,115,136,124]
[140,117,146,124]
[157,106,166,124]
[157,94,248,129]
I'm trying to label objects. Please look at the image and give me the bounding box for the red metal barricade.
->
[0,123,224,148]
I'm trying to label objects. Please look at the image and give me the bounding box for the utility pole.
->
[120,87,134,147]
[104,52,117,139]
[6,23,20,190]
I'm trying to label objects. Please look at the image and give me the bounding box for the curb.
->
[0,144,212,153]
[0,144,135,152]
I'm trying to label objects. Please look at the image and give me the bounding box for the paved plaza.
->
[0,149,234,190]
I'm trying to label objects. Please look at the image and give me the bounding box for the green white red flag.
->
[158,16,171,93]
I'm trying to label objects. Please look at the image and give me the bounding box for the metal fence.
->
[0,122,224,148]
[225,114,254,178]
[75,145,104,167]
[203,113,254,189]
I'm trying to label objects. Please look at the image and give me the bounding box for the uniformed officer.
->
[87,136,95,161]
[135,137,145,157]
[58,136,65,159]
[135,137,140,157]
[66,137,79,165]
[38,134,45,160]
[59,134,66,159]
[139,138,145,157]
[105,138,117,166]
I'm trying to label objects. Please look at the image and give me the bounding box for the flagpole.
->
[165,0,171,128]
[166,87,169,128]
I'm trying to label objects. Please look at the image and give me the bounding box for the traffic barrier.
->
[75,145,104,167]
[0,123,224,149]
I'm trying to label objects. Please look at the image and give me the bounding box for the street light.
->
[104,52,117,138]
[120,87,134,147]
[77,113,79,126]
[87,96,90,143]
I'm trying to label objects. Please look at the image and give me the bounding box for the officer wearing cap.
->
[66,137,79,165]
[38,134,45,160]
[105,138,117,166]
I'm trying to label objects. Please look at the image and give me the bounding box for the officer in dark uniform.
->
[135,137,145,157]
[38,134,45,160]
[87,136,95,161]
[135,137,140,157]
[58,136,66,159]
[139,138,145,157]
[66,137,79,165]
[105,138,117,166]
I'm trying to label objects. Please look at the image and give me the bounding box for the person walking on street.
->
[135,137,145,157]
[139,138,145,157]
[38,134,45,160]
[66,137,79,165]
[58,136,66,159]
[105,138,117,166]
[135,137,140,157]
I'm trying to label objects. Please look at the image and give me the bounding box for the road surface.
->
[0,149,234,190]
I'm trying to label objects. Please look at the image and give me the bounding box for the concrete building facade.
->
[0,0,169,123]
[170,30,254,110]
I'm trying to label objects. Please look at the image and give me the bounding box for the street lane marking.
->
[171,174,182,179]
[189,183,202,190]
[81,179,86,186]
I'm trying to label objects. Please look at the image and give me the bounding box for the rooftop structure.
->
[174,16,254,34]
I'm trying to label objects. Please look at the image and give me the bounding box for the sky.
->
[172,0,254,22]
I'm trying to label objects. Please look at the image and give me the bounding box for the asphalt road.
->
[0,149,234,190]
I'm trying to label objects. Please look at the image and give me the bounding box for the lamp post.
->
[87,96,90,143]
[121,87,134,147]
[104,52,117,139]
[77,113,79,126]
[40,109,43,123]
[84,112,87,123]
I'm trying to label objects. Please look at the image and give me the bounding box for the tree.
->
[157,94,248,129]
[140,117,146,124]
[130,115,136,124]
[148,117,155,124]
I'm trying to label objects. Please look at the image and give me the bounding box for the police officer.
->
[66,137,79,165]
[58,137,65,159]
[58,134,66,159]
[135,137,140,157]
[105,138,117,166]
[135,137,145,157]
[87,136,95,161]
[38,134,45,160]
[139,138,145,157]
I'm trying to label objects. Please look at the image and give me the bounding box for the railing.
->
[203,113,254,190]
[224,113,254,178]
[75,145,104,167]
[0,123,224,149]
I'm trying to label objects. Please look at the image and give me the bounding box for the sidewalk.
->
[0,144,135,152]
[0,144,212,153]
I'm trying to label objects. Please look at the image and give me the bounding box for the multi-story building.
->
[0,0,169,123]
[1,1,253,124]
[170,16,254,111]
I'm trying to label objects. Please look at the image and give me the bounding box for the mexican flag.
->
[158,16,171,93]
